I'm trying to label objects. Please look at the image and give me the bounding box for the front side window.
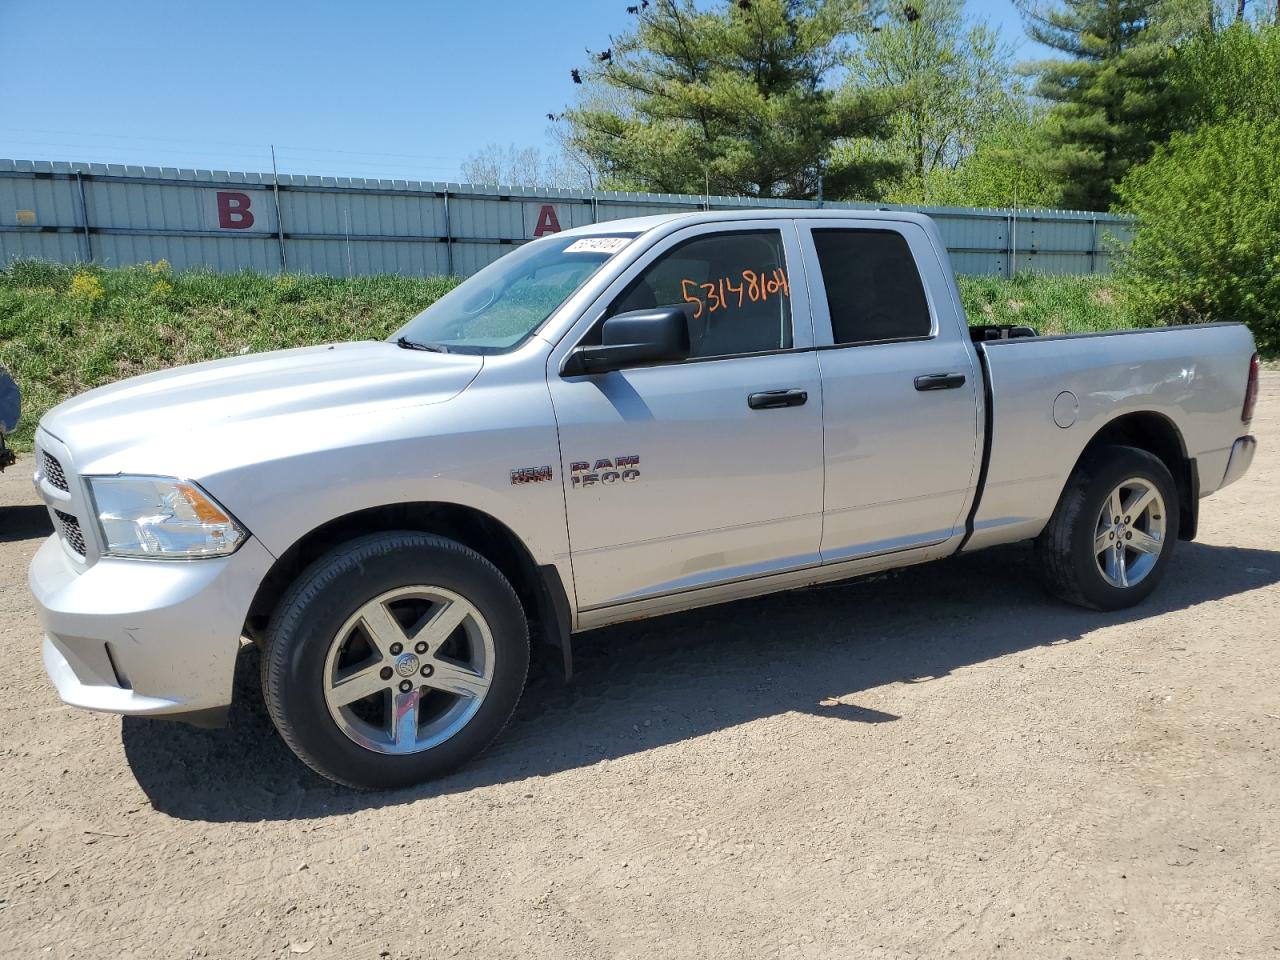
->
[608,230,793,359]
[812,229,932,344]
[394,233,636,354]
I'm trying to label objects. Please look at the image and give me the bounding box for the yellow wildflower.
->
[69,272,105,301]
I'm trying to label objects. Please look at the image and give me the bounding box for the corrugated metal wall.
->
[0,159,1135,278]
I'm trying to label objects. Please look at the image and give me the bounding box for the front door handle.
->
[748,388,808,410]
[914,373,966,391]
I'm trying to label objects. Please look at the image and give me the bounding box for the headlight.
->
[86,476,247,559]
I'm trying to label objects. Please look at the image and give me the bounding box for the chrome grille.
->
[54,509,86,556]
[42,450,69,492]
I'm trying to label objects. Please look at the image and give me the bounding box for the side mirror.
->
[563,305,690,376]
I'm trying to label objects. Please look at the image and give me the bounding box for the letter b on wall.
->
[208,190,268,231]
[216,192,255,229]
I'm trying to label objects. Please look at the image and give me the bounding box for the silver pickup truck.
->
[29,210,1259,788]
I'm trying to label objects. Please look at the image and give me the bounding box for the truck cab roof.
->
[558,207,940,239]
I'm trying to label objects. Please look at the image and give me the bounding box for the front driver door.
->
[548,221,825,614]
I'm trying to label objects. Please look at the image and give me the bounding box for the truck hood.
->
[41,340,483,471]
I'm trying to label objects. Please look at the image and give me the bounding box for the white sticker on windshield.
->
[564,236,632,254]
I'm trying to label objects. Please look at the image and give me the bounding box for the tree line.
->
[462,0,1279,345]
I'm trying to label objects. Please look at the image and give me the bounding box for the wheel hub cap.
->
[394,652,420,677]
[1094,477,1166,589]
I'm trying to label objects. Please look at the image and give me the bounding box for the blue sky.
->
[0,0,1043,182]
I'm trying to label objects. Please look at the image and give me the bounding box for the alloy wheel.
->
[1093,477,1167,589]
[321,585,495,755]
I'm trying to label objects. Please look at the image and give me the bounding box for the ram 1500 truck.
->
[29,210,1260,788]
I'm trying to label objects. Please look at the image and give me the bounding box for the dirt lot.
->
[2,377,1278,960]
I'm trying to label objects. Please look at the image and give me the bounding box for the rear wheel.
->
[263,532,529,789]
[1035,445,1179,611]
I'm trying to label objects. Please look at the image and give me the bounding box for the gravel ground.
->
[1,375,1278,960]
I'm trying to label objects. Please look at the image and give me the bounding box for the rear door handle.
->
[914,373,966,391]
[748,388,808,410]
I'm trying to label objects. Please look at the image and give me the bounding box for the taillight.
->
[1242,352,1259,424]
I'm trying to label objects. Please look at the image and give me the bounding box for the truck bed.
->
[963,321,1256,552]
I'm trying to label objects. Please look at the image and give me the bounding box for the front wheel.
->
[262,532,530,789]
[1034,445,1180,611]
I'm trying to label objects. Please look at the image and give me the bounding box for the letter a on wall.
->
[532,204,561,237]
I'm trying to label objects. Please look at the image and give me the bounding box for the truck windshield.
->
[391,233,637,354]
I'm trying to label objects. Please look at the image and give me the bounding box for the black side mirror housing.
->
[563,306,691,376]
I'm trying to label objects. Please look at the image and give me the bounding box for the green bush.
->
[1169,23,1280,129]
[1116,116,1280,350]
[927,111,1064,211]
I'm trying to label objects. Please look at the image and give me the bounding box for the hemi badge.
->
[510,466,553,485]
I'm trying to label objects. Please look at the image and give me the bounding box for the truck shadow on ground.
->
[0,504,52,543]
[122,539,1280,822]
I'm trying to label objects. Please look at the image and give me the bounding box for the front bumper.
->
[29,533,275,723]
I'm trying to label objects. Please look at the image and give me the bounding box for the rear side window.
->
[608,230,792,359]
[812,229,931,344]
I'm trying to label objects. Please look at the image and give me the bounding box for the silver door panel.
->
[548,220,825,610]
[552,350,825,609]
[815,338,979,561]
[794,219,982,562]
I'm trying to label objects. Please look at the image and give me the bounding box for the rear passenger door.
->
[797,220,981,562]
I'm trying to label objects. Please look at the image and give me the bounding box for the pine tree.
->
[562,0,901,199]
[1020,0,1178,210]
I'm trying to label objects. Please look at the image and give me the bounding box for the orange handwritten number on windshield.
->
[722,274,745,308]
[680,278,704,319]
[678,268,788,315]
[701,282,720,314]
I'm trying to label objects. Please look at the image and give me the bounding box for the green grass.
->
[957,273,1135,335]
[0,260,461,451]
[0,261,1138,453]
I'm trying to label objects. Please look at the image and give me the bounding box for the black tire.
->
[1034,445,1180,611]
[262,531,529,789]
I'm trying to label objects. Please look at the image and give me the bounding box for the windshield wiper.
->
[396,336,449,353]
